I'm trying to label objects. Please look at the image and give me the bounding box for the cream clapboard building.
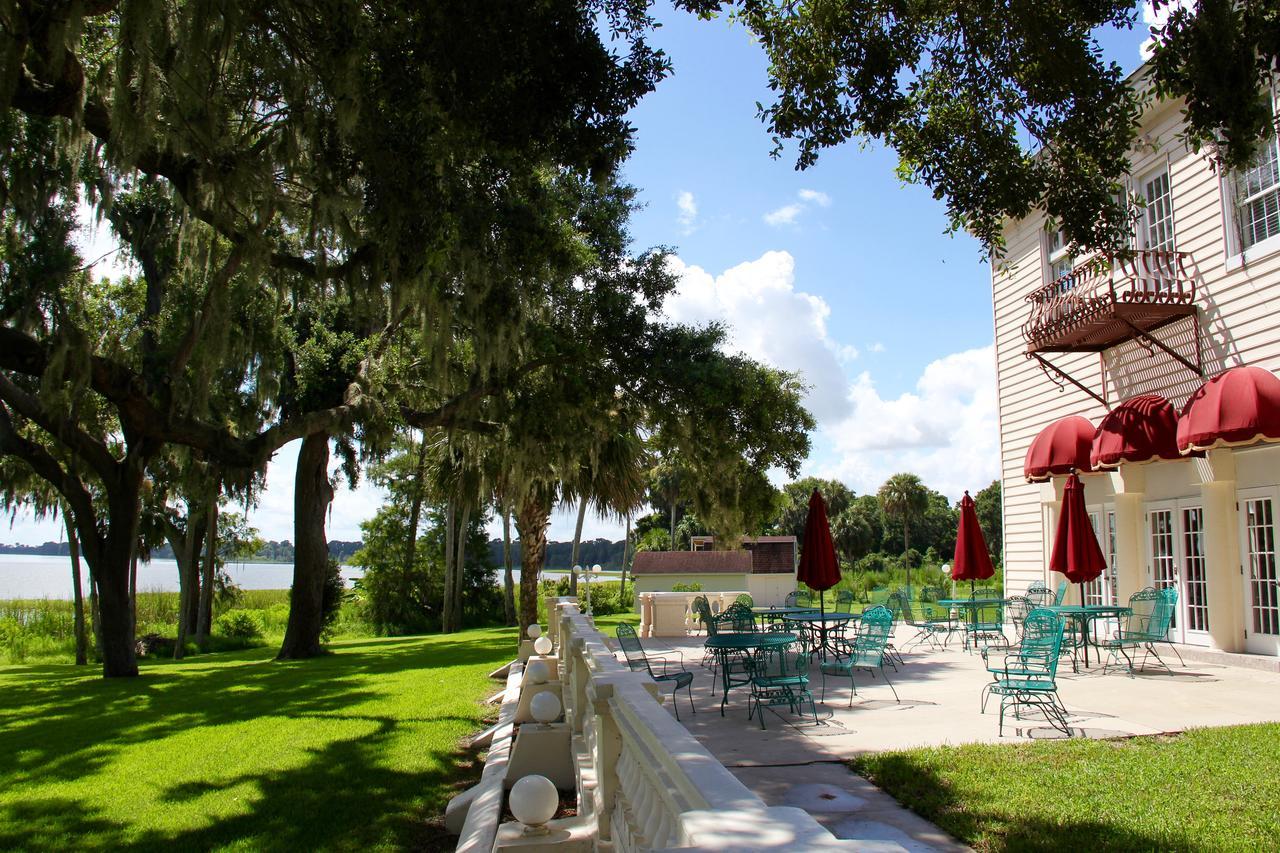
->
[994,74,1280,659]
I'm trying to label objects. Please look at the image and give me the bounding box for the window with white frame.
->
[1234,133,1280,251]
[1045,227,1074,287]
[1140,167,1175,252]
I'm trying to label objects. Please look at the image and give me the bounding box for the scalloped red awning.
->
[1178,366,1280,453]
[1090,394,1181,469]
[1024,415,1095,482]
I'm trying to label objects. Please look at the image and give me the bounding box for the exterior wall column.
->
[1196,449,1245,653]
[1036,478,1066,590]
[1108,467,1146,603]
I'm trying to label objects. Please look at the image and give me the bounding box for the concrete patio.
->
[620,624,1280,851]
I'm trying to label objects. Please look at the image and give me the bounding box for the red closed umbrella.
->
[1049,472,1106,602]
[798,490,841,648]
[952,491,995,597]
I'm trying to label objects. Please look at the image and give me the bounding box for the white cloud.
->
[797,189,831,207]
[1140,0,1193,60]
[676,190,698,234]
[868,341,886,353]
[816,346,998,500]
[763,203,803,227]
[764,188,834,227]
[663,251,854,423]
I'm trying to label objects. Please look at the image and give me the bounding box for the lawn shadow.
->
[0,628,514,849]
[855,752,1200,852]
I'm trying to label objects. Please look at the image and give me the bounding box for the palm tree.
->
[878,473,929,593]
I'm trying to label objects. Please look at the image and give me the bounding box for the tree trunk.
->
[669,499,677,549]
[170,506,201,660]
[516,494,550,637]
[454,501,470,631]
[65,512,87,666]
[621,515,631,608]
[903,518,911,596]
[129,552,138,635]
[196,492,218,649]
[89,573,102,659]
[404,436,428,576]
[442,498,457,633]
[570,494,587,595]
[184,514,204,635]
[278,432,334,659]
[501,505,516,626]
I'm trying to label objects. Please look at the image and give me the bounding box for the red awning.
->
[1024,415,1095,482]
[1090,394,1181,469]
[1178,366,1280,453]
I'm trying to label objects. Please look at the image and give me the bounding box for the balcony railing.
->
[1022,249,1198,354]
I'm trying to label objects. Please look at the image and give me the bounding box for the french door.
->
[1146,500,1211,646]
[1238,489,1280,655]
[1084,507,1117,606]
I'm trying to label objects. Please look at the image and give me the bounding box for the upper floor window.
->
[1234,134,1280,251]
[1140,168,1175,252]
[1045,228,1073,286]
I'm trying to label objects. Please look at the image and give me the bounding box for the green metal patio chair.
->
[896,591,953,650]
[819,605,899,706]
[1101,587,1184,675]
[696,599,754,684]
[983,608,1069,736]
[981,607,1062,711]
[1053,580,1069,605]
[1004,595,1032,637]
[617,624,696,721]
[1025,582,1054,607]
[718,601,757,632]
[735,593,754,608]
[963,598,1007,652]
[833,590,856,613]
[748,639,817,729]
[783,590,802,608]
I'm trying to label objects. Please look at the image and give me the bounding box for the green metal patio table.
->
[779,612,857,660]
[751,605,818,630]
[938,597,1006,645]
[1045,604,1132,669]
[704,631,797,716]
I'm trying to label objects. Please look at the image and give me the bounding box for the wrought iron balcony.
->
[1022,249,1198,354]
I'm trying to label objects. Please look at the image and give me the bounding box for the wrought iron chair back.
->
[718,601,756,633]
[783,590,801,608]
[1053,580,1069,605]
[1005,595,1032,636]
[834,590,855,613]
[735,593,754,608]
[748,639,816,728]
[1025,582,1054,607]
[615,623,653,676]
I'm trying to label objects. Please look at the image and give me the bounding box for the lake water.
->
[0,554,591,599]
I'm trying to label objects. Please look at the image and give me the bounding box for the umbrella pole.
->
[819,590,826,660]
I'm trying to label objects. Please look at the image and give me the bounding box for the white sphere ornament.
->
[510,774,559,832]
[530,691,562,724]
[526,659,550,684]
[526,624,542,640]
[533,636,553,656]
[592,563,602,573]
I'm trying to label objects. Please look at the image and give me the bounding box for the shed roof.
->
[630,550,753,575]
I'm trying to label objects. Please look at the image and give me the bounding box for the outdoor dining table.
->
[778,611,857,661]
[750,605,818,628]
[704,631,797,716]
[1044,604,1132,669]
[937,597,1007,647]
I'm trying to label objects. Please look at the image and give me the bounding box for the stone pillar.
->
[1108,467,1147,603]
[1196,450,1245,652]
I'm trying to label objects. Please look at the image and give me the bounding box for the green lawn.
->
[0,628,517,851]
[853,724,1280,852]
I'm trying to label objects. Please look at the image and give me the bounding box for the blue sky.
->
[2,5,1153,548]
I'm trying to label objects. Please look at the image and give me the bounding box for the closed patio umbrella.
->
[798,489,841,652]
[1049,472,1106,603]
[951,491,995,598]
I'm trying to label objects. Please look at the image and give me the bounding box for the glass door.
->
[1239,490,1280,656]
[1084,507,1115,606]
[1146,501,1210,646]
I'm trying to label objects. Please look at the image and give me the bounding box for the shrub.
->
[671,582,703,592]
[321,558,346,639]
[214,610,264,640]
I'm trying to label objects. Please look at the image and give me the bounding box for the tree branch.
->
[0,374,120,483]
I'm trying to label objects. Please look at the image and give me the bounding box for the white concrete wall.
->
[632,572,796,608]
[994,89,1280,655]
